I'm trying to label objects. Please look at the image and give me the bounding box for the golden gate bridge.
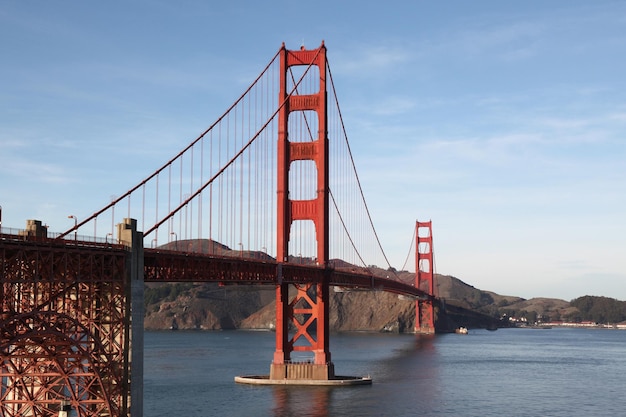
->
[1,42,437,417]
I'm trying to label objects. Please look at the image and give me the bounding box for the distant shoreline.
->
[518,322,626,330]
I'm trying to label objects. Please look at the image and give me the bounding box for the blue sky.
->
[1,1,625,301]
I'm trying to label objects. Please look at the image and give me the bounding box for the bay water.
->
[144,328,625,416]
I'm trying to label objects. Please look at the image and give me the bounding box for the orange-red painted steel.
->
[275,43,331,366]
[143,248,429,298]
[1,233,131,417]
[415,221,436,333]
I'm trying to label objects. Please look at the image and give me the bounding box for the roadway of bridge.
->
[0,233,431,301]
[143,248,431,300]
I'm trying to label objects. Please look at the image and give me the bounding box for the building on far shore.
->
[543,321,626,329]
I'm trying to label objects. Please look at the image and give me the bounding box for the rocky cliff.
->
[144,273,573,332]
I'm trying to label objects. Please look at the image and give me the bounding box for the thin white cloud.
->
[0,156,74,184]
[0,138,29,149]
[608,112,626,122]
[368,96,417,116]
[454,21,543,62]
[330,44,413,78]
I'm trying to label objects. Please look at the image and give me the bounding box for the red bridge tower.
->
[415,220,436,334]
[271,42,333,380]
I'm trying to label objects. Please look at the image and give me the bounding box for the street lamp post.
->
[68,215,77,241]
[170,232,178,250]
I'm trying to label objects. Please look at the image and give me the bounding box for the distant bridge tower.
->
[271,42,333,380]
[415,220,435,334]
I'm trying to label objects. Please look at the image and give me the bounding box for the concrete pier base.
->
[269,362,335,381]
[235,375,372,386]
[237,361,372,386]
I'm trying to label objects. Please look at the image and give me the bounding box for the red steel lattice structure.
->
[415,220,436,334]
[271,42,333,380]
[1,229,132,417]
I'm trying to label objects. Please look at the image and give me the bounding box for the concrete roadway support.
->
[117,219,144,417]
[1,220,131,416]
[417,300,436,335]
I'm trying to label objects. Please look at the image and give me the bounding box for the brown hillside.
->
[144,240,576,331]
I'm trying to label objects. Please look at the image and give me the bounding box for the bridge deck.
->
[0,233,430,300]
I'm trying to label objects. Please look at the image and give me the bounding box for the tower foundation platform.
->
[235,362,372,386]
[235,375,372,386]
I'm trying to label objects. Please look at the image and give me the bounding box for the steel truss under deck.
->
[1,236,131,417]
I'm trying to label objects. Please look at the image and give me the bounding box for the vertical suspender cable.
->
[239,95,244,253]
[199,137,204,241]
[179,156,183,241]
[155,173,159,244]
[247,87,252,251]
[111,205,115,238]
[142,183,146,234]
[190,146,194,241]
[168,164,172,240]
[253,80,259,251]
[209,130,213,248]
[228,111,233,248]
[218,122,222,244]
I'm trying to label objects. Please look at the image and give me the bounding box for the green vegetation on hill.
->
[145,283,193,308]
[439,277,626,325]
[568,296,626,323]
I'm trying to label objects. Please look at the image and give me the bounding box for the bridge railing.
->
[0,227,124,249]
